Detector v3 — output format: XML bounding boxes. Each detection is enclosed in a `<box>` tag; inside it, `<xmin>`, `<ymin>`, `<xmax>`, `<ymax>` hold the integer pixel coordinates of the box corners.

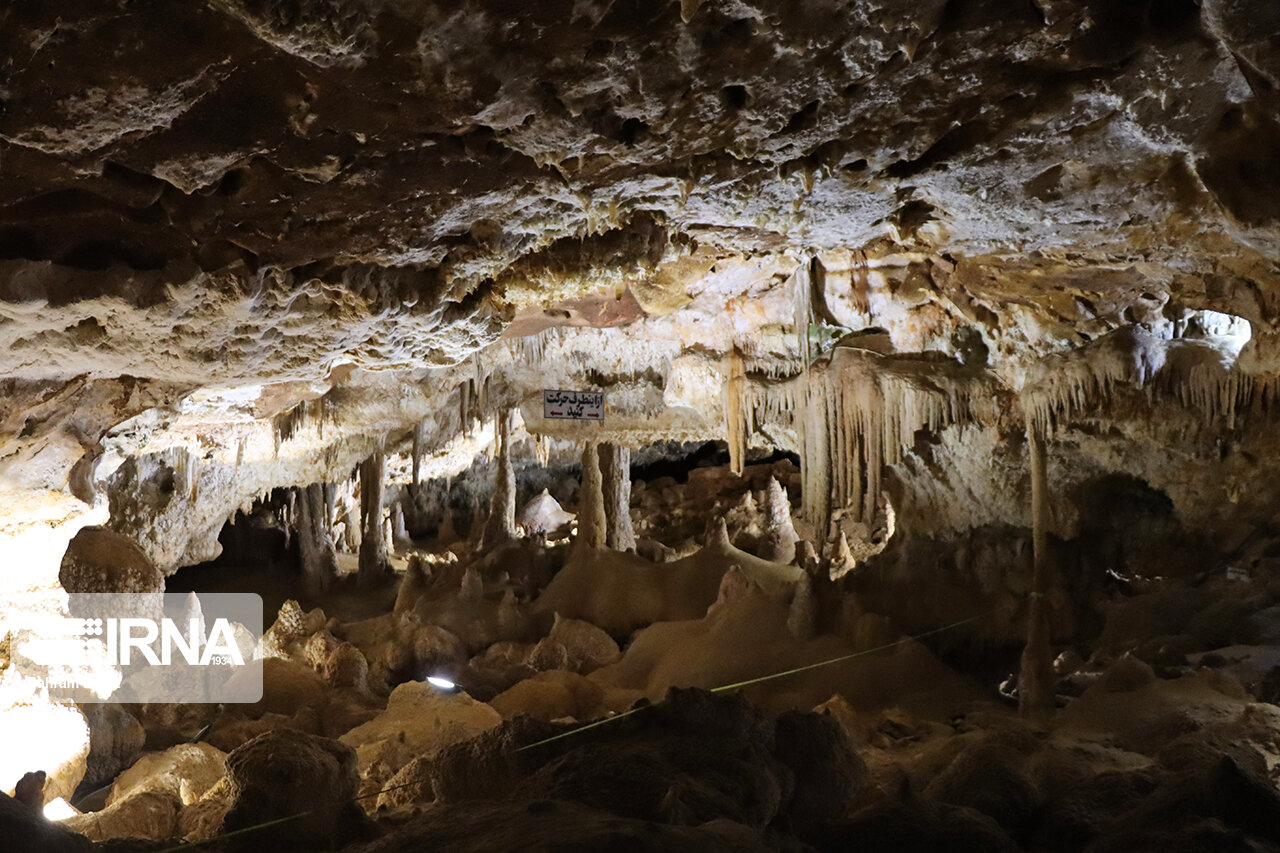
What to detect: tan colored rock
<box><xmin>81</xmin><ymin>703</ymin><xmax>145</xmax><ymax>788</ymax></box>
<box><xmin>222</xmin><ymin>729</ymin><xmax>365</xmax><ymax>849</ymax></box>
<box><xmin>532</xmin><ymin>615</ymin><xmax>620</xmax><ymax>674</ymax></box>
<box><xmin>177</xmin><ymin>786</ymin><xmax>233</xmax><ymax>843</ymax></box>
<box><xmin>374</xmin><ymin>756</ymin><xmax>434</xmax><ymax>812</ymax></box>
<box><xmin>62</xmin><ymin>790</ymin><xmax>181</xmax><ymax>842</ymax></box>
<box><xmin>339</xmin><ymin>680</ymin><xmax>501</xmax><ymax>778</ymax></box>
<box><xmin>106</xmin><ymin>742</ymin><xmax>227</xmax><ymax>808</ymax></box>
<box><xmin>322</xmin><ymin>642</ymin><xmax>370</xmax><ymax>691</ymax></box>
<box><xmin>58</xmin><ymin>527</ymin><xmax>162</xmax><ymax>594</ymax></box>
<box><xmin>489</xmin><ymin>670</ymin><xmax>605</xmax><ymax>721</ymax></box>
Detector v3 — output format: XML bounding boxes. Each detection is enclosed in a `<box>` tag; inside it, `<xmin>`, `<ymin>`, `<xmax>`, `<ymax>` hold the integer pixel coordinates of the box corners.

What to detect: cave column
<box><xmin>482</xmin><ymin>409</ymin><xmax>517</xmax><ymax>546</ymax></box>
<box><xmin>295</xmin><ymin>482</ymin><xmax>338</xmax><ymax>595</ymax></box>
<box><xmin>599</xmin><ymin>442</ymin><xmax>635</xmax><ymax>552</ymax></box>
<box><xmin>411</xmin><ymin>419</ymin><xmax>426</xmax><ymax>490</ymax></box>
<box><xmin>358</xmin><ymin>451</ymin><xmax>390</xmax><ymax>586</ymax></box>
<box><xmin>1019</xmin><ymin>428</ymin><xmax>1055</xmax><ymax>717</ymax></box>
<box><xmin>576</xmin><ymin>442</ymin><xmax>606</xmax><ymax>551</ymax></box>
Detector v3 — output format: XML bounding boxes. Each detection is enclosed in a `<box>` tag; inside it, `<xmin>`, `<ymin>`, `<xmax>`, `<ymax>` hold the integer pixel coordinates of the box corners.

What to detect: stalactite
<box><xmin>748</xmin><ymin>346</ymin><xmax>997</xmax><ymax>538</ymax></box>
<box><xmin>1019</xmin><ymin>424</ymin><xmax>1055</xmax><ymax>718</ymax></box>
<box><xmin>849</xmin><ymin>248</ymin><xmax>872</xmax><ymax>315</ymax></box>
<box><xmin>599</xmin><ymin>442</ymin><xmax>636</xmax><ymax>552</ymax></box>
<box><xmin>793</xmin><ymin>260</ymin><xmax>813</xmax><ymax>367</ymax></box>
<box><xmin>412</xmin><ymin>419</ymin><xmax>426</xmax><ymax>488</ymax></box>
<box><xmin>724</xmin><ymin>349</ymin><xmax>749</xmax><ymax>476</ymax></box>
<box><xmin>1020</xmin><ymin>325</ymin><xmax>1280</xmax><ymax>437</ymax></box>
<box><xmin>273</xmin><ymin>395</ymin><xmax>334</xmax><ymax>445</ymax></box>
<box><xmin>437</xmin><ymin>505</ymin><xmax>458</xmax><ymax>545</ymax></box>
<box><xmin>506</xmin><ymin>327</ymin><xmax>556</xmax><ymax>364</ymax></box>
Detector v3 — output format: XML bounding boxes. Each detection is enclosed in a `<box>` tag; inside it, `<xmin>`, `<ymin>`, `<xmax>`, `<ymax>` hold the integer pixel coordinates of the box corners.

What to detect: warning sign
<box><xmin>543</xmin><ymin>390</ymin><xmax>605</xmax><ymax>421</ymax></box>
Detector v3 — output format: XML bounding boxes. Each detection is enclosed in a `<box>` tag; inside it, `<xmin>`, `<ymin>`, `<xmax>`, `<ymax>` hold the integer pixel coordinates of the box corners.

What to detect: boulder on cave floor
<box><xmin>219</xmin><ymin>728</ymin><xmax>369</xmax><ymax>851</ymax></box>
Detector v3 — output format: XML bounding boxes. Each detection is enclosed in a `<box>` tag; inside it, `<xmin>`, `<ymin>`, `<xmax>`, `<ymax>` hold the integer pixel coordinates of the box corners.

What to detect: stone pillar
<box><xmin>599</xmin><ymin>442</ymin><xmax>635</xmax><ymax>552</ymax></box>
<box><xmin>1019</xmin><ymin>429</ymin><xmax>1055</xmax><ymax>717</ymax></box>
<box><xmin>358</xmin><ymin>452</ymin><xmax>389</xmax><ymax>586</ymax></box>
<box><xmin>411</xmin><ymin>419</ymin><xmax>426</xmax><ymax>489</ymax></box>
<box><xmin>482</xmin><ymin>409</ymin><xmax>517</xmax><ymax>547</ymax></box>
<box><xmin>576</xmin><ymin>443</ymin><xmax>606</xmax><ymax>551</ymax></box>
<box><xmin>296</xmin><ymin>482</ymin><xmax>338</xmax><ymax>595</ymax></box>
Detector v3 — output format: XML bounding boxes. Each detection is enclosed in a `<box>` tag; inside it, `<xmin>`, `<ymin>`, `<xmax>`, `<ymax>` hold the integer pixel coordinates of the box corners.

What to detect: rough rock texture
<box><xmin>1</xmin><ymin>0</ymin><xmax>1280</xmax><ymax>633</ymax></box>
<box><xmin>81</xmin><ymin>704</ymin><xmax>146</xmax><ymax>789</ymax></box>
<box><xmin>6</xmin><ymin>7</ymin><xmax>1280</xmax><ymax>847</ymax></box>
<box><xmin>221</xmin><ymin>729</ymin><xmax>368</xmax><ymax>851</ymax></box>
<box><xmin>106</xmin><ymin>743</ymin><xmax>227</xmax><ymax>808</ymax></box>
<box><xmin>61</xmin><ymin>789</ymin><xmax>181</xmax><ymax>842</ymax></box>
<box><xmin>337</xmin><ymin>679</ymin><xmax>502</xmax><ymax>779</ymax></box>
<box><xmin>57</xmin><ymin>527</ymin><xmax>162</xmax><ymax>594</ymax></box>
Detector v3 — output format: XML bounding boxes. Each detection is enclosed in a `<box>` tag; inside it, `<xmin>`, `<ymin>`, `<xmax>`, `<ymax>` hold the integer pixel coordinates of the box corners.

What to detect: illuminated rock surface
<box><xmin>5</xmin><ymin>1</ymin><xmax>1280</xmax><ymax>851</ymax></box>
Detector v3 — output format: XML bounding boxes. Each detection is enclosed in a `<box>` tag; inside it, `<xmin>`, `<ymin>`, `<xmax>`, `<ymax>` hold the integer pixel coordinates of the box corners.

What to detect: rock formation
<box><xmin>6</xmin><ymin>2</ymin><xmax>1280</xmax><ymax>851</ymax></box>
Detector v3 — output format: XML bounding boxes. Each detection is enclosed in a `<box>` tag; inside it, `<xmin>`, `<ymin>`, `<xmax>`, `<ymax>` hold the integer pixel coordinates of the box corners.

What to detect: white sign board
<box><xmin>543</xmin><ymin>390</ymin><xmax>604</xmax><ymax>421</ymax></box>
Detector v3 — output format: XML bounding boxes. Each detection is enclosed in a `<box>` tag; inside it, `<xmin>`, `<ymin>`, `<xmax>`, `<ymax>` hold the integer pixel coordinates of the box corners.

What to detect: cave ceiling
<box><xmin>2</xmin><ymin>0</ymin><xmax>1280</xmax><ymax>569</ymax></box>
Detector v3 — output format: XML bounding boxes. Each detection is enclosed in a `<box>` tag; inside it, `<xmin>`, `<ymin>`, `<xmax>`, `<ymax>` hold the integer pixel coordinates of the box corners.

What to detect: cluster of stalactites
<box><xmin>457</xmin><ymin>354</ymin><xmax>489</xmax><ymax>438</ymax></box>
<box><xmin>162</xmin><ymin>446</ymin><xmax>200</xmax><ymax>503</ymax></box>
<box><xmin>1020</xmin><ymin>326</ymin><xmax>1279</xmax><ymax>437</ymax></box>
<box><xmin>504</xmin><ymin>327</ymin><xmax>561</xmax><ymax>366</ymax></box>
<box><xmin>272</xmin><ymin>393</ymin><xmax>336</xmax><ymax>450</ymax></box>
<box><xmin>730</xmin><ymin>346</ymin><xmax>998</xmax><ymax>532</ymax></box>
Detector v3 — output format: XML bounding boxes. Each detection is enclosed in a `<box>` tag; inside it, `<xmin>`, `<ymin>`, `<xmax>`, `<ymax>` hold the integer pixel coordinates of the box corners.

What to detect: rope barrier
<box><xmin>149</xmin><ymin>598</ymin><xmax>1019</xmax><ymax>851</ymax></box>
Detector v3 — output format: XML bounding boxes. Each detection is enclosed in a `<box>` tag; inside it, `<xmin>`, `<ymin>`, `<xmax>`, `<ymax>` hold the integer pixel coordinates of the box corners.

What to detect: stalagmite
<box><xmin>358</xmin><ymin>452</ymin><xmax>390</xmax><ymax>586</ymax></box>
<box><xmin>599</xmin><ymin>442</ymin><xmax>635</xmax><ymax>552</ymax></box>
<box><xmin>437</xmin><ymin>506</ymin><xmax>458</xmax><ymax>545</ymax></box>
<box><xmin>1019</xmin><ymin>427</ymin><xmax>1055</xmax><ymax>717</ymax></box>
<box><xmin>827</xmin><ymin>531</ymin><xmax>857</xmax><ymax>581</ymax></box>
<box><xmin>786</xmin><ymin>572</ymin><xmax>815</xmax><ymax>640</ymax></box>
<box><xmin>575</xmin><ymin>443</ymin><xmax>606</xmax><ymax>551</ymax></box>
<box><xmin>760</xmin><ymin>476</ymin><xmax>800</xmax><ymax>562</ymax></box>
<box><xmin>391</xmin><ymin>502</ymin><xmax>411</xmax><ymax>552</ymax></box>
<box><xmin>482</xmin><ymin>409</ymin><xmax>517</xmax><ymax>547</ymax></box>
<box><xmin>296</xmin><ymin>482</ymin><xmax>338</xmax><ymax>595</ymax></box>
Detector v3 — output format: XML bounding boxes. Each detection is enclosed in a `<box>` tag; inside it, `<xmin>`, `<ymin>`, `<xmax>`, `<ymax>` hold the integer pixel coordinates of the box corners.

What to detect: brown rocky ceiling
<box><xmin>3</xmin><ymin>0</ymin><xmax>1280</xmax><ymax>576</ymax></box>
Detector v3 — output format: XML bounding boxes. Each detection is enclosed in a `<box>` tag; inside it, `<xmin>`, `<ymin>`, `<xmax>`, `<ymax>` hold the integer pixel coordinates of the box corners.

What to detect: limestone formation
<box><xmin>295</xmin><ymin>482</ymin><xmax>338</xmax><ymax>595</ymax></box>
<box><xmin>58</xmin><ymin>527</ymin><xmax>162</xmax><ymax>594</ymax></box>
<box><xmin>574</xmin><ymin>443</ymin><xmax>607</xmax><ymax>552</ymax></box>
<box><xmin>481</xmin><ymin>410</ymin><xmax>517</xmax><ymax>547</ymax></box>
<box><xmin>599</xmin><ymin>442</ymin><xmax>636</xmax><ymax>552</ymax></box>
<box><xmin>221</xmin><ymin>729</ymin><xmax>367</xmax><ymax>850</ymax></box>
<box><xmin>358</xmin><ymin>452</ymin><xmax>390</xmax><ymax>587</ymax></box>
<box><xmin>6</xmin><ymin>4</ymin><xmax>1280</xmax><ymax>851</ymax></box>
<box><xmin>516</xmin><ymin>490</ymin><xmax>574</xmax><ymax>539</ymax></box>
